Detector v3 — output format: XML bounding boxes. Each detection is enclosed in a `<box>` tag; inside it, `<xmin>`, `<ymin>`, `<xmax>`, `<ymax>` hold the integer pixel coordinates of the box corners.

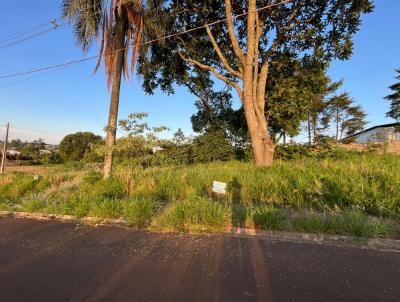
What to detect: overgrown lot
<box><xmin>1</xmin><ymin>153</ymin><xmax>399</xmax><ymax>238</ymax></box>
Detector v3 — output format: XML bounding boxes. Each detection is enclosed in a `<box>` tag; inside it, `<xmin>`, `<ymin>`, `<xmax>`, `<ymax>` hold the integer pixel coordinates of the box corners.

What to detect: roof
<box><xmin>345</xmin><ymin>122</ymin><xmax>400</xmax><ymax>138</ymax></box>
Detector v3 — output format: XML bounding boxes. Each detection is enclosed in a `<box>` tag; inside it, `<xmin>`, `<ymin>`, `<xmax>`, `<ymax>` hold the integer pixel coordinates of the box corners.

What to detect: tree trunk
<box><xmin>312</xmin><ymin>115</ymin><xmax>318</xmax><ymax>145</ymax></box>
<box><xmin>242</xmin><ymin>98</ymin><xmax>275</xmax><ymax>166</ymax></box>
<box><xmin>103</xmin><ymin>17</ymin><xmax>127</xmax><ymax>179</ymax></box>
<box><xmin>307</xmin><ymin>114</ymin><xmax>312</xmax><ymax>145</ymax></box>
<box><xmin>335</xmin><ymin>107</ymin><xmax>339</xmax><ymax>142</ymax></box>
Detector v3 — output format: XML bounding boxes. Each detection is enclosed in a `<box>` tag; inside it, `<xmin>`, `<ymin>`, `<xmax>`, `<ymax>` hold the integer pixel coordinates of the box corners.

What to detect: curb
<box><xmin>225</xmin><ymin>227</ymin><xmax>400</xmax><ymax>252</ymax></box>
<box><xmin>1</xmin><ymin>211</ymin><xmax>399</xmax><ymax>252</ymax></box>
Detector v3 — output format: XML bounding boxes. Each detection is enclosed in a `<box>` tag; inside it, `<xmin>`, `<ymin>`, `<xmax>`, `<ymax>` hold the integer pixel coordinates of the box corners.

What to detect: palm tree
<box><xmin>62</xmin><ymin>0</ymin><xmax>163</xmax><ymax>178</ymax></box>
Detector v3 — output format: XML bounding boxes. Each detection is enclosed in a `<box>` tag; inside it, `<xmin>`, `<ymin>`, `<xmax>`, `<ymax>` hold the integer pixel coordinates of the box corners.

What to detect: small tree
<box><xmin>191</xmin><ymin>129</ymin><xmax>235</xmax><ymax>163</ymax></box>
<box><xmin>112</xmin><ymin>112</ymin><xmax>168</xmax><ymax>159</ymax></box>
<box><xmin>384</xmin><ymin>69</ymin><xmax>400</xmax><ymax>122</ymax></box>
<box><xmin>59</xmin><ymin>132</ymin><xmax>103</xmax><ymax>161</ymax></box>
<box><xmin>172</xmin><ymin>128</ymin><xmax>188</xmax><ymax>146</ymax></box>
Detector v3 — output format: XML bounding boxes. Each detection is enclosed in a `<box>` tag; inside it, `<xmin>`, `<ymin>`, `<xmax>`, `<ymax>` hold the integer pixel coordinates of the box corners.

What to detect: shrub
<box><xmin>123</xmin><ymin>199</ymin><xmax>159</xmax><ymax>228</ymax></box>
<box><xmin>90</xmin><ymin>199</ymin><xmax>123</xmax><ymax>219</ymax></box>
<box><xmin>153</xmin><ymin>197</ymin><xmax>228</xmax><ymax>233</ymax></box>
<box><xmin>90</xmin><ymin>178</ymin><xmax>125</xmax><ymax>200</ymax></box>
<box><xmin>191</xmin><ymin>130</ymin><xmax>236</xmax><ymax>163</ymax></box>
<box><xmin>251</xmin><ymin>206</ymin><xmax>286</xmax><ymax>230</ymax></box>
<box><xmin>20</xmin><ymin>199</ymin><xmax>48</xmax><ymax>213</ymax></box>
<box><xmin>0</xmin><ymin>175</ymin><xmax>49</xmax><ymax>200</ymax></box>
<box><xmin>341</xmin><ymin>210</ymin><xmax>375</xmax><ymax>237</ymax></box>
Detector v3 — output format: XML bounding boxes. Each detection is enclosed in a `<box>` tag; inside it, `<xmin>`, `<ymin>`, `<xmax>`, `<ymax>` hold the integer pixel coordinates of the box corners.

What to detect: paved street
<box><xmin>0</xmin><ymin>217</ymin><xmax>399</xmax><ymax>302</ymax></box>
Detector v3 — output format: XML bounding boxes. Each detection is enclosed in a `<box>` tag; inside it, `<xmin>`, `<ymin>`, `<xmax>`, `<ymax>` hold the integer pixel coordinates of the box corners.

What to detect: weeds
<box><xmin>123</xmin><ymin>199</ymin><xmax>159</xmax><ymax>228</ymax></box>
<box><xmin>1</xmin><ymin>154</ymin><xmax>399</xmax><ymax>237</ymax></box>
<box><xmin>152</xmin><ymin>197</ymin><xmax>228</xmax><ymax>233</ymax></box>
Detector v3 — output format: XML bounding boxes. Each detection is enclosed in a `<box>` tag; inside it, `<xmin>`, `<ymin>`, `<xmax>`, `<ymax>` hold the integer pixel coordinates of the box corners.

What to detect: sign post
<box><xmin>212</xmin><ymin>181</ymin><xmax>227</xmax><ymax>194</ymax></box>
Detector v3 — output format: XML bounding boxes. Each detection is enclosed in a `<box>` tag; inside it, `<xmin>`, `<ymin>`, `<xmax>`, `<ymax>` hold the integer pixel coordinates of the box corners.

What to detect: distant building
<box><xmin>347</xmin><ymin>123</ymin><xmax>400</xmax><ymax>144</ymax></box>
<box><xmin>39</xmin><ymin>149</ymin><xmax>52</xmax><ymax>155</ymax></box>
<box><xmin>7</xmin><ymin>150</ymin><xmax>21</xmax><ymax>156</ymax></box>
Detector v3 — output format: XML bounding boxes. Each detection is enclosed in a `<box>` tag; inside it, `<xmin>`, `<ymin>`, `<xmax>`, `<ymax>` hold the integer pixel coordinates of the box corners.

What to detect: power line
<box><xmin>0</xmin><ymin>22</ymin><xmax>50</xmax><ymax>42</ymax></box>
<box><xmin>0</xmin><ymin>0</ymin><xmax>222</xmax><ymax>52</ymax></box>
<box><xmin>0</xmin><ymin>0</ymin><xmax>292</xmax><ymax>82</ymax></box>
<box><xmin>0</xmin><ymin>63</ymin><xmax>80</xmax><ymax>89</ymax></box>
<box><xmin>0</xmin><ymin>26</ymin><xmax>62</xmax><ymax>50</ymax></box>
<box><xmin>0</xmin><ymin>1</ymin><xmax>103</xmax><ymax>48</ymax></box>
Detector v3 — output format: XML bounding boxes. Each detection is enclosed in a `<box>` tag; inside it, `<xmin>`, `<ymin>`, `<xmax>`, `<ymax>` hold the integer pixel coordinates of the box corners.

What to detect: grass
<box><xmin>123</xmin><ymin>199</ymin><xmax>160</xmax><ymax>228</ymax></box>
<box><xmin>152</xmin><ymin>197</ymin><xmax>229</xmax><ymax>233</ymax></box>
<box><xmin>0</xmin><ymin>153</ymin><xmax>399</xmax><ymax>238</ymax></box>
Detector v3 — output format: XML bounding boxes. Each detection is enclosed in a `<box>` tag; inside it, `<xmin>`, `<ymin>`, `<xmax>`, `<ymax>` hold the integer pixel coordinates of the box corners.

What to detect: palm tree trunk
<box><xmin>103</xmin><ymin>16</ymin><xmax>127</xmax><ymax>179</ymax></box>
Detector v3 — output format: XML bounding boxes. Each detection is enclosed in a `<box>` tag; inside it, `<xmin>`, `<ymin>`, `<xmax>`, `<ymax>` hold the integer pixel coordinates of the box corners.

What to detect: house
<box><xmin>347</xmin><ymin>123</ymin><xmax>400</xmax><ymax>144</ymax></box>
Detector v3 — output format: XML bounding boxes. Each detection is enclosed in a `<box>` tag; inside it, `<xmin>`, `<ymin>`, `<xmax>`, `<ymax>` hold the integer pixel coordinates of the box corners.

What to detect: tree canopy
<box><xmin>139</xmin><ymin>0</ymin><xmax>373</xmax><ymax>165</ymax></box>
<box><xmin>59</xmin><ymin>132</ymin><xmax>103</xmax><ymax>161</ymax></box>
<box><xmin>385</xmin><ymin>69</ymin><xmax>400</xmax><ymax>122</ymax></box>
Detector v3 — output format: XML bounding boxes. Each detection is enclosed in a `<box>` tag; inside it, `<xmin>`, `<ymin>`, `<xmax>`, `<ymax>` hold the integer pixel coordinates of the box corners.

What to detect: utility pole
<box><xmin>0</xmin><ymin>123</ymin><xmax>10</xmax><ymax>174</ymax></box>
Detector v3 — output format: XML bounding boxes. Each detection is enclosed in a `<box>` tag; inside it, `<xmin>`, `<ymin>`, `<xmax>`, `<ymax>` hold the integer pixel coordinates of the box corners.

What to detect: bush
<box><xmin>274</xmin><ymin>143</ymin><xmax>350</xmax><ymax>161</ymax></box>
<box><xmin>41</xmin><ymin>152</ymin><xmax>64</xmax><ymax>165</ymax></box>
<box><xmin>0</xmin><ymin>175</ymin><xmax>49</xmax><ymax>200</ymax></box>
<box><xmin>153</xmin><ymin>197</ymin><xmax>228</xmax><ymax>233</ymax></box>
<box><xmin>191</xmin><ymin>130</ymin><xmax>236</xmax><ymax>163</ymax></box>
<box><xmin>89</xmin><ymin>178</ymin><xmax>126</xmax><ymax>200</ymax></box>
<box><xmin>90</xmin><ymin>199</ymin><xmax>123</xmax><ymax>219</ymax></box>
<box><xmin>251</xmin><ymin>206</ymin><xmax>286</xmax><ymax>230</ymax></box>
<box><xmin>123</xmin><ymin>199</ymin><xmax>159</xmax><ymax>228</ymax></box>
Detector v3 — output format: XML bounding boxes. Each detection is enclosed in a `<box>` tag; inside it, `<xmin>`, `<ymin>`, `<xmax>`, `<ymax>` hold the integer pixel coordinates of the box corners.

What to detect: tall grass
<box><xmin>114</xmin><ymin>154</ymin><xmax>400</xmax><ymax>218</ymax></box>
<box><xmin>1</xmin><ymin>153</ymin><xmax>399</xmax><ymax>237</ymax></box>
<box><xmin>152</xmin><ymin>197</ymin><xmax>229</xmax><ymax>233</ymax></box>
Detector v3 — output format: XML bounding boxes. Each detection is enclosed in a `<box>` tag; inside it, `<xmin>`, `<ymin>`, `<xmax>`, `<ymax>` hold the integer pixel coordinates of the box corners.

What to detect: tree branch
<box><xmin>224</xmin><ymin>0</ymin><xmax>246</xmax><ymax>64</ymax></box>
<box><xmin>252</xmin><ymin>12</ymin><xmax>263</xmax><ymax>103</ymax></box>
<box><xmin>205</xmin><ymin>25</ymin><xmax>242</xmax><ymax>79</ymax></box>
<box><xmin>178</xmin><ymin>52</ymin><xmax>243</xmax><ymax>101</ymax></box>
<box><xmin>267</xmin><ymin>6</ymin><xmax>298</xmax><ymax>55</ymax></box>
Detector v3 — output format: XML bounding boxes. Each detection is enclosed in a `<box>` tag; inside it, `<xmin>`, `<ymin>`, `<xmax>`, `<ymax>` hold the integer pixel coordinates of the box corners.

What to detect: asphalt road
<box><xmin>0</xmin><ymin>218</ymin><xmax>399</xmax><ymax>302</ymax></box>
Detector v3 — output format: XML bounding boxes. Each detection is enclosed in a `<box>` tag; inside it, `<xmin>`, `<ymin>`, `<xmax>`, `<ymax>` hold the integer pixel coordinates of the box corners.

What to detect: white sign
<box><xmin>212</xmin><ymin>181</ymin><xmax>227</xmax><ymax>194</ymax></box>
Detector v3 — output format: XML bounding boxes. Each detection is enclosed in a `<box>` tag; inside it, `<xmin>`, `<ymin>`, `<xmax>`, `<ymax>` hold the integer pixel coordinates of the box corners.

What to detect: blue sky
<box><xmin>0</xmin><ymin>0</ymin><xmax>399</xmax><ymax>144</ymax></box>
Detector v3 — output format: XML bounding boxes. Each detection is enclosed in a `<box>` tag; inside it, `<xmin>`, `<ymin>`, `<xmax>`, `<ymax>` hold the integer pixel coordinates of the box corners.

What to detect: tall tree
<box><xmin>62</xmin><ymin>0</ymin><xmax>163</xmax><ymax>178</ymax></box>
<box><xmin>325</xmin><ymin>92</ymin><xmax>367</xmax><ymax>141</ymax></box>
<box><xmin>384</xmin><ymin>69</ymin><xmax>400</xmax><ymax>122</ymax></box>
<box><xmin>342</xmin><ymin>105</ymin><xmax>367</xmax><ymax>137</ymax></box>
<box><xmin>141</xmin><ymin>0</ymin><xmax>373</xmax><ymax>166</ymax></box>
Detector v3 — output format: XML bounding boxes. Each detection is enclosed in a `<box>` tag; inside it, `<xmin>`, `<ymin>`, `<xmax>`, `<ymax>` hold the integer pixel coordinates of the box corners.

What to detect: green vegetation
<box><xmin>1</xmin><ymin>153</ymin><xmax>399</xmax><ymax>238</ymax></box>
<box><xmin>59</xmin><ymin>132</ymin><xmax>103</xmax><ymax>162</ymax></box>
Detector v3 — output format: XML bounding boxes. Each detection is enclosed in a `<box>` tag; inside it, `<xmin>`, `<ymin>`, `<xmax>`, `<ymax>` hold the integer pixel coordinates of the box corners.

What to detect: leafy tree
<box><xmin>141</xmin><ymin>0</ymin><xmax>373</xmax><ymax>166</ymax></box>
<box><xmin>384</xmin><ymin>69</ymin><xmax>400</xmax><ymax>121</ymax></box>
<box><xmin>191</xmin><ymin>129</ymin><xmax>235</xmax><ymax>163</ymax></box>
<box><xmin>9</xmin><ymin>139</ymin><xmax>23</xmax><ymax>149</ymax></box>
<box><xmin>99</xmin><ymin>112</ymin><xmax>169</xmax><ymax>160</ymax></box>
<box><xmin>325</xmin><ymin>93</ymin><xmax>367</xmax><ymax>141</ymax></box>
<box><xmin>62</xmin><ymin>0</ymin><xmax>165</xmax><ymax>178</ymax></box>
<box><xmin>341</xmin><ymin>105</ymin><xmax>367</xmax><ymax>137</ymax></box>
<box><xmin>172</xmin><ymin>128</ymin><xmax>188</xmax><ymax>146</ymax></box>
<box><xmin>59</xmin><ymin>132</ymin><xmax>103</xmax><ymax>161</ymax></box>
